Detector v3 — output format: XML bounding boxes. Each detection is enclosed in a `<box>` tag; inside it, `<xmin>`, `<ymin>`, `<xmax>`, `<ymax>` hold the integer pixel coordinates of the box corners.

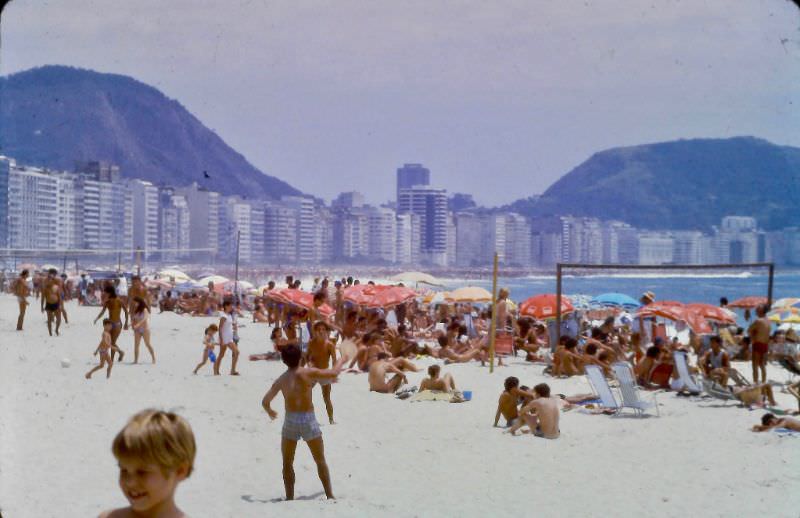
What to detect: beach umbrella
<box><xmin>446</xmin><ymin>286</ymin><xmax>493</xmax><ymax>303</ymax></box>
<box><xmin>423</xmin><ymin>291</ymin><xmax>447</xmax><ymax>305</ymax></box>
<box><xmin>773</xmin><ymin>298</ymin><xmax>800</xmax><ymax>310</ymax></box>
<box><xmin>173</xmin><ymin>280</ymin><xmax>208</xmax><ymax>294</ymax></box>
<box><xmin>41</xmin><ymin>263</ymin><xmax>59</xmax><ymax>272</ymax></box>
<box><xmin>519</xmin><ymin>294</ymin><xmax>575</xmax><ymax>320</ymax></box>
<box><xmin>591</xmin><ymin>293</ymin><xmax>641</xmax><ymax>309</ymax></box>
<box><xmin>767</xmin><ymin>307</ymin><xmax>800</xmax><ymax>323</ymax></box>
<box><xmin>728</xmin><ymin>296</ymin><xmax>768</xmax><ymax>309</ymax></box>
<box><xmin>637</xmin><ymin>302</ymin><xmax>713</xmax><ymax>335</ymax></box>
<box><xmin>388</xmin><ymin>271</ymin><xmax>444</xmax><ymax>287</ymax></box>
<box><xmin>145</xmin><ymin>278</ymin><xmax>173</xmax><ymax>290</ymax></box>
<box><xmin>159</xmin><ymin>269</ymin><xmax>191</xmax><ymax>282</ymax></box>
<box><xmin>685</xmin><ymin>303</ymin><xmax>736</xmax><ymax>324</ymax></box>
<box><xmin>343</xmin><ymin>284</ymin><xmax>416</xmax><ymax>308</ymax></box>
<box><xmin>267</xmin><ymin>288</ymin><xmax>334</xmax><ymax>317</ymax></box>
<box><xmin>198</xmin><ymin>275</ymin><xmax>229</xmax><ymax>286</ymax></box>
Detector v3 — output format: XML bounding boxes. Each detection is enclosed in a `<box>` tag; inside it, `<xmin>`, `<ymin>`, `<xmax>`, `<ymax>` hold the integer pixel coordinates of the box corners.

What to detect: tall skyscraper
<box><xmin>396</xmin><ymin>164</ymin><xmax>430</xmax><ymax>203</ymax></box>
<box><xmin>175</xmin><ymin>183</ymin><xmax>220</xmax><ymax>261</ymax></box>
<box><xmin>129</xmin><ymin>179</ymin><xmax>160</xmax><ymax>258</ymax></box>
<box><xmin>397</xmin><ymin>186</ymin><xmax>447</xmax><ymax>266</ymax></box>
<box><xmin>159</xmin><ymin>188</ymin><xmax>191</xmax><ymax>262</ymax></box>
<box><xmin>0</xmin><ymin>157</ymin><xmax>10</xmax><ymax>248</ymax></box>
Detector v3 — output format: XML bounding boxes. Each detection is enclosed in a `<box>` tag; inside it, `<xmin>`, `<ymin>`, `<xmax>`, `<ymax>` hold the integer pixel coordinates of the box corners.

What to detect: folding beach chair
<box><xmin>672</xmin><ymin>351</ymin><xmax>703</xmax><ymax>395</ymax></box>
<box><xmin>584</xmin><ymin>365</ymin><xmax>621</xmax><ymax>413</ymax></box>
<box><xmin>701</xmin><ymin>378</ymin><xmax>737</xmax><ymax>406</ymax></box>
<box><xmin>611</xmin><ymin>362</ymin><xmax>658</xmax><ymax>417</ymax></box>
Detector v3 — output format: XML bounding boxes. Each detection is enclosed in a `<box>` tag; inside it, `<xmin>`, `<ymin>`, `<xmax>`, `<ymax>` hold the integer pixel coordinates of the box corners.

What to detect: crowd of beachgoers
<box><xmin>3</xmin><ymin>266</ymin><xmax>800</xmax><ymax>516</ymax></box>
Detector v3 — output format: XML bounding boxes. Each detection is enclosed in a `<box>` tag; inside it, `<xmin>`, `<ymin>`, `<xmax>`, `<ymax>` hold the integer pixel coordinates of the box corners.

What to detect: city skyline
<box><xmin>2</xmin><ymin>1</ymin><xmax>797</xmax><ymax>205</ymax></box>
<box><xmin>2</xmin><ymin>154</ymin><xmax>798</xmax><ymax>269</ymax></box>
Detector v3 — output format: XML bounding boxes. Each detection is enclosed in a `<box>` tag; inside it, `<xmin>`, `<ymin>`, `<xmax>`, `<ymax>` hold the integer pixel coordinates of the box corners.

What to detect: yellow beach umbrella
<box><xmin>446</xmin><ymin>286</ymin><xmax>493</xmax><ymax>303</ymax></box>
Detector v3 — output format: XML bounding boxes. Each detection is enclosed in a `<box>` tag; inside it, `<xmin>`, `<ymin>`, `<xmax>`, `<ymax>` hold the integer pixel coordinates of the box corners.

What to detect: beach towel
<box><xmin>408</xmin><ymin>390</ymin><xmax>454</xmax><ymax>402</ymax></box>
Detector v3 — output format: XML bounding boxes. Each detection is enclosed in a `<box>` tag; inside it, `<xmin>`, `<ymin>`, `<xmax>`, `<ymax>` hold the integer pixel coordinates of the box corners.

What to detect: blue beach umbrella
<box><xmin>591</xmin><ymin>292</ymin><xmax>641</xmax><ymax>309</ymax></box>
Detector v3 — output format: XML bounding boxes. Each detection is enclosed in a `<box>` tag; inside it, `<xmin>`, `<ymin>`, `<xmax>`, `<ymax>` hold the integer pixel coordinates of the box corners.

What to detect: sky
<box><xmin>1</xmin><ymin>0</ymin><xmax>798</xmax><ymax>206</ymax></box>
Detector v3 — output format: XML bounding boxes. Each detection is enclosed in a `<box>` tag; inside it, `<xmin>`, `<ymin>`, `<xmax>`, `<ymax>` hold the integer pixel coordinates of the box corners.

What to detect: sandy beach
<box><xmin>1</xmin><ymin>294</ymin><xmax>798</xmax><ymax>518</ymax></box>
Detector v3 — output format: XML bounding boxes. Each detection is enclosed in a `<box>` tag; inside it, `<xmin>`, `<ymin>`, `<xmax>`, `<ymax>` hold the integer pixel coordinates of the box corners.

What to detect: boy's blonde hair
<box><xmin>112</xmin><ymin>409</ymin><xmax>196</xmax><ymax>476</ymax></box>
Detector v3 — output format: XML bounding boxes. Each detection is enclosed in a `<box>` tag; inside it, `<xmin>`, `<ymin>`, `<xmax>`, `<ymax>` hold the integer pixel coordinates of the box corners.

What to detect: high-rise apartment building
<box><xmin>129</xmin><ymin>180</ymin><xmax>160</xmax><ymax>258</ymax></box>
<box><xmin>0</xmin><ymin>157</ymin><xmax>10</xmax><ymax>248</ymax></box>
<box><xmin>75</xmin><ymin>173</ymin><xmax>134</xmax><ymax>251</ymax></box>
<box><xmin>218</xmin><ymin>196</ymin><xmax>253</xmax><ymax>263</ymax></box>
<box><xmin>264</xmin><ymin>200</ymin><xmax>298</xmax><ymax>263</ymax></box>
<box><xmin>7</xmin><ymin>163</ymin><xmax>61</xmax><ymax>250</ymax></box>
<box><xmin>368</xmin><ymin>206</ymin><xmax>397</xmax><ymax>263</ymax></box>
<box><xmin>397</xmin><ymin>186</ymin><xmax>448</xmax><ymax>266</ymax></box>
<box><xmin>159</xmin><ymin>188</ymin><xmax>190</xmax><ymax>262</ymax></box>
<box><xmin>175</xmin><ymin>183</ymin><xmax>219</xmax><ymax>261</ymax></box>
<box><xmin>282</xmin><ymin>196</ymin><xmax>318</xmax><ymax>264</ymax></box>
<box><xmin>395</xmin><ymin>213</ymin><xmax>420</xmax><ymax>265</ymax></box>
<box><xmin>396</xmin><ymin>164</ymin><xmax>430</xmax><ymax>202</ymax></box>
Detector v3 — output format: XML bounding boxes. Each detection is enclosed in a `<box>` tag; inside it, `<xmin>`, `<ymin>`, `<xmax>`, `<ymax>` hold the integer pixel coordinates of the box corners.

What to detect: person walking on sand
<box><xmin>13</xmin><ymin>269</ymin><xmax>31</xmax><ymax>331</ymax></box>
<box><xmin>86</xmin><ymin>319</ymin><xmax>115</xmax><ymax>379</ymax></box>
<box><xmin>262</xmin><ymin>345</ymin><xmax>344</xmax><ymax>500</ymax></box>
<box><xmin>214</xmin><ymin>299</ymin><xmax>240</xmax><ymax>376</ymax></box>
<box><xmin>41</xmin><ymin>268</ymin><xmax>63</xmax><ymax>336</ymax></box>
<box><xmin>94</xmin><ymin>285</ymin><xmax>128</xmax><ymax>362</ymax></box>
<box><xmin>131</xmin><ymin>297</ymin><xmax>155</xmax><ymax>364</ymax></box>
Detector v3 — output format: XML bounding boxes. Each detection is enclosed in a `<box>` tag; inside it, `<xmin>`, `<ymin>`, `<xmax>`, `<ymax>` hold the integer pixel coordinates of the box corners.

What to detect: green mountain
<box><xmin>508</xmin><ymin>137</ymin><xmax>800</xmax><ymax>230</ymax></box>
<box><xmin>0</xmin><ymin>65</ymin><xmax>301</xmax><ymax>199</ymax></box>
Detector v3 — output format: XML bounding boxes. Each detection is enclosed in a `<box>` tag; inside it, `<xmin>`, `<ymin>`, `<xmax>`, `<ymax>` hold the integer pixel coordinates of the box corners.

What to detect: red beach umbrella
<box><xmin>685</xmin><ymin>303</ymin><xmax>736</xmax><ymax>324</ymax></box>
<box><xmin>266</xmin><ymin>288</ymin><xmax>335</xmax><ymax>317</ymax></box>
<box><xmin>519</xmin><ymin>294</ymin><xmax>574</xmax><ymax>320</ymax></box>
<box><xmin>727</xmin><ymin>296</ymin><xmax>768</xmax><ymax>309</ymax></box>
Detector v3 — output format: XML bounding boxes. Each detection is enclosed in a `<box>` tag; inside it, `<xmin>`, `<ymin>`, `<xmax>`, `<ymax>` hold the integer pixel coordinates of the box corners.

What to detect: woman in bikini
<box><xmin>131</xmin><ymin>297</ymin><xmax>155</xmax><ymax>364</ymax></box>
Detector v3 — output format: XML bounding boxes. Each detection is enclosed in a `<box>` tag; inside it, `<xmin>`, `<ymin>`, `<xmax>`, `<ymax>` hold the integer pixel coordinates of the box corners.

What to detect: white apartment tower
<box><xmin>130</xmin><ymin>179</ymin><xmax>160</xmax><ymax>257</ymax></box>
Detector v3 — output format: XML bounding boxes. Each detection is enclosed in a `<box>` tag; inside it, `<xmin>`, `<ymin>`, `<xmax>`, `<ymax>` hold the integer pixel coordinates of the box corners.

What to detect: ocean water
<box><xmin>441</xmin><ymin>272</ymin><xmax>800</xmax><ymax>307</ymax></box>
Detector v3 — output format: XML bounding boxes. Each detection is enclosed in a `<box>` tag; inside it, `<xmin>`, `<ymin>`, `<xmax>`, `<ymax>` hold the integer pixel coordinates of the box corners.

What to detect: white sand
<box><xmin>1</xmin><ymin>295</ymin><xmax>799</xmax><ymax>517</ymax></box>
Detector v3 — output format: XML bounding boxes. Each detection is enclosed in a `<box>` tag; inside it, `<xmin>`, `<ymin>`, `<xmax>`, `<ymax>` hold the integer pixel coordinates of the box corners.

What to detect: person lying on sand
<box><xmin>751</xmin><ymin>413</ymin><xmax>800</xmax><ymax>432</ymax></box>
<box><xmin>507</xmin><ymin>383</ymin><xmax>560</xmax><ymax>439</ymax></box>
<box><xmin>437</xmin><ymin>335</ymin><xmax>486</xmax><ymax>364</ymax></box>
<box><xmin>419</xmin><ymin>364</ymin><xmax>456</xmax><ymax>392</ymax></box>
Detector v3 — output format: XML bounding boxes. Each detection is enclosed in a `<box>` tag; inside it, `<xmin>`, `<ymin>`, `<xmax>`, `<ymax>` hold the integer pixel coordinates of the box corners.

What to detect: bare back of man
<box><xmin>368</xmin><ymin>358</ymin><xmax>406</xmax><ymax>393</ymax></box>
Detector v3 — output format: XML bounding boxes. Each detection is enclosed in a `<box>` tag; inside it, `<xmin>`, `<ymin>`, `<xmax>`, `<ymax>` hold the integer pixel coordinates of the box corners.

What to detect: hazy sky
<box><xmin>2</xmin><ymin>1</ymin><xmax>798</xmax><ymax>205</ymax></box>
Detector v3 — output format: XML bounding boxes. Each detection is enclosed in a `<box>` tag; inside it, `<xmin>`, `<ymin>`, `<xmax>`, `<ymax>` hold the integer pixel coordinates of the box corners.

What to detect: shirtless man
<box><xmin>748</xmin><ymin>304</ymin><xmax>771</xmax><ymax>386</ymax></box>
<box><xmin>701</xmin><ymin>336</ymin><xmax>730</xmax><ymax>387</ymax></box>
<box><xmin>437</xmin><ymin>335</ymin><xmax>485</xmax><ymax>364</ymax></box>
<box><xmin>751</xmin><ymin>413</ymin><xmax>800</xmax><ymax>433</ymax></box>
<box><xmin>507</xmin><ymin>383</ymin><xmax>560</xmax><ymax>439</ymax></box>
<box><xmin>419</xmin><ymin>364</ymin><xmax>456</xmax><ymax>392</ymax></box>
<box><xmin>352</xmin><ymin>332</ymin><xmax>385</xmax><ymax>371</ymax></box>
<box><xmin>368</xmin><ymin>352</ymin><xmax>408</xmax><ymax>393</ymax></box>
<box><xmin>261</xmin><ymin>345</ymin><xmax>343</xmax><ymax>500</ymax></box>
<box><xmin>553</xmin><ymin>338</ymin><xmax>582</xmax><ymax>376</ymax></box>
<box><xmin>94</xmin><ymin>285</ymin><xmax>128</xmax><ymax>361</ymax></box>
<box><xmin>13</xmin><ymin>269</ymin><xmax>31</xmax><ymax>331</ymax></box>
<box><xmin>41</xmin><ymin>269</ymin><xmax>63</xmax><ymax>336</ymax></box>
<box><xmin>128</xmin><ymin>276</ymin><xmax>151</xmax><ymax>314</ymax></box>
<box><xmin>306</xmin><ymin>321</ymin><xmax>337</xmax><ymax>424</ymax></box>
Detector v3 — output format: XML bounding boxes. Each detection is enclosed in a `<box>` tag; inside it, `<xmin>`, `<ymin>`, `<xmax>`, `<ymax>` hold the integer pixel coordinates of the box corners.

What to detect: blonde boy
<box><xmin>100</xmin><ymin>409</ymin><xmax>196</xmax><ymax>518</ymax></box>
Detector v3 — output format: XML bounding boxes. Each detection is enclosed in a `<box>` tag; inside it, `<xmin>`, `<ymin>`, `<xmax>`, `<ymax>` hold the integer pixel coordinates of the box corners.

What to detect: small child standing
<box><xmin>86</xmin><ymin>319</ymin><xmax>114</xmax><ymax>379</ymax></box>
<box><xmin>99</xmin><ymin>409</ymin><xmax>196</xmax><ymax>518</ymax></box>
<box><xmin>193</xmin><ymin>324</ymin><xmax>219</xmax><ymax>374</ymax></box>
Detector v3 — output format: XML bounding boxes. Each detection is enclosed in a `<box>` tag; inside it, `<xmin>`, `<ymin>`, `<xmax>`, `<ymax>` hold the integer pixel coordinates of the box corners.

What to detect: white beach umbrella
<box><xmin>389</xmin><ymin>271</ymin><xmax>444</xmax><ymax>287</ymax></box>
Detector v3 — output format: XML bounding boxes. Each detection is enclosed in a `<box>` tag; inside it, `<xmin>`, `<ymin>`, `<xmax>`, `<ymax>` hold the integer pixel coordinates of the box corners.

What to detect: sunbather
<box><xmin>751</xmin><ymin>413</ymin><xmax>800</xmax><ymax>432</ymax></box>
<box><xmin>368</xmin><ymin>353</ymin><xmax>408</xmax><ymax>393</ymax></box>
<box><xmin>419</xmin><ymin>364</ymin><xmax>456</xmax><ymax>392</ymax></box>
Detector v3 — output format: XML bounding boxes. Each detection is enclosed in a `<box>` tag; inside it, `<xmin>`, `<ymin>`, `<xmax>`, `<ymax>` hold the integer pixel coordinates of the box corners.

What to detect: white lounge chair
<box><xmin>672</xmin><ymin>351</ymin><xmax>703</xmax><ymax>395</ymax></box>
<box><xmin>584</xmin><ymin>365</ymin><xmax>621</xmax><ymax>413</ymax></box>
<box><xmin>612</xmin><ymin>362</ymin><xmax>659</xmax><ymax>417</ymax></box>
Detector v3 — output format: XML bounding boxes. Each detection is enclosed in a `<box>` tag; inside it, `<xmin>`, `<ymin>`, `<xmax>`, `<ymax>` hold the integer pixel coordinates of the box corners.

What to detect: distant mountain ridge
<box><xmin>507</xmin><ymin>137</ymin><xmax>800</xmax><ymax>231</ymax></box>
<box><xmin>0</xmin><ymin>65</ymin><xmax>301</xmax><ymax>199</ymax></box>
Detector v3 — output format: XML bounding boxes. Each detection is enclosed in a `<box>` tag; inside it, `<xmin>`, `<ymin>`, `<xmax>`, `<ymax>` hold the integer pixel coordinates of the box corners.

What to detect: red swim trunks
<box><xmin>752</xmin><ymin>342</ymin><xmax>769</xmax><ymax>355</ymax></box>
